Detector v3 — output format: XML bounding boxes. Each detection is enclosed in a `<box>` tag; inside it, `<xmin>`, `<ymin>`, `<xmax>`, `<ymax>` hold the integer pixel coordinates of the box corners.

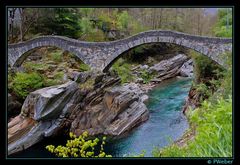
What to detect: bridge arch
<box><xmin>102</xmin><ymin>32</ymin><xmax>232</xmax><ymax>71</ymax></box>
<box><xmin>8</xmin><ymin>36</ymin><xmax>91</xmax><ymax>67</ymax></box>
<box><xmin>102</xmin><ymin>41</ymin><xmax>224</xmax><ymax>72</ymax></box>
<box><xmin>8</xmin><ymin>30</ymin><xmax>232</xmax><ymax>71</ymax></box>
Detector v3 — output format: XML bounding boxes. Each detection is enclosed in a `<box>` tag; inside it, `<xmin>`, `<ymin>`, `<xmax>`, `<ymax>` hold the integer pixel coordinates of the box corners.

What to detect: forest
<box><xmin>8</xmin><ymin>8</ymin><xmax>232</xmax><ymax>43</ymax></box>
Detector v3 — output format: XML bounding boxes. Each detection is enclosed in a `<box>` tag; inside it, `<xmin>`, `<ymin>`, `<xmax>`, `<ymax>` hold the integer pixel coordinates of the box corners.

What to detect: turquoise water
<box><xmin>104</xmin><ymin>77</ymin><xmax>192</xmax><ymax>157</ymax></box>
<box><xmin>10</xmin><ymin>77</ymin><xmax>192</xmax><ymax>158</ymax></box>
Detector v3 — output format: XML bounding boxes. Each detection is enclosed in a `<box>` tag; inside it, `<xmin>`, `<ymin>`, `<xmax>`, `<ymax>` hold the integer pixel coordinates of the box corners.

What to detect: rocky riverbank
<box><xmin>8</xmin><ymin>53</ymin><xmax>193</xmax><ymax>155</ymax></box>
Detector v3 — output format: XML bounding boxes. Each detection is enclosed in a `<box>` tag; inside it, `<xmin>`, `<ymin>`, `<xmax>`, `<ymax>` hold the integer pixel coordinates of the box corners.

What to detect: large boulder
<box><xmin>149</xmin><ymin>54</ymin><xmax>188</xmax><ymax>73</ymax></box>
<box><xmin>70</xmin><ymin>83</ymin><xmax>149</xmax><ymax>136</ymax></box>
<box><xmin>180</xmin><ymin>59</ymin><xmax>194</xmax><ymax>77</ymax></box>
<box><xmin>8</xmin><ymin>81</ymin><xmax>83</xmax><ymax>155</ymax></box>
<box><xmin>146</xmin><ymin>54</ymin><xmax>189</xmax><ymax>82</ymax></box>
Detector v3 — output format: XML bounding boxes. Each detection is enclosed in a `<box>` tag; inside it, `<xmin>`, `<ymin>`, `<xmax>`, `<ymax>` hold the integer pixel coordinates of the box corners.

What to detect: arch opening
<box><xmin>103</xmin><ymin>42</ymin><xmax>223</xmax><ymax>73</ymax></box>
<box><xmin>8</xmin><ymin>46</ymin><xmax>91</xmax><ymax>103</ymax></box>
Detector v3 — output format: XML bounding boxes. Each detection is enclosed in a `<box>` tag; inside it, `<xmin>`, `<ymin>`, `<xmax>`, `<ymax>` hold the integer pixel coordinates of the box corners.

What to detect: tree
<box><xmin>213</xmin><ymin>8</ymin><xmax>232</xmax><ymax>37</ymax></box>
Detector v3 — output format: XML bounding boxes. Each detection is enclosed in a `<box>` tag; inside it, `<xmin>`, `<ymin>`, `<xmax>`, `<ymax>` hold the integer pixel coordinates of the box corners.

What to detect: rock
<box><xmin>48</xmin><ymin>64</ymin><xmax>58</xmax><ymax>71</ymax></box>
<box><xmin>131</xmin><ymin>65</ymin><xmax>140</xmax><ymax>71</ymax></box>
<box><xmin>135</xmin><ymin>77</ymin><xmax>144</xmax><ymax>83</ymax></box>
<box><xmin>75</xmin><ymin>71</ymin><xmax>91</xmax><ymax>83</ymax></box>
<box><xmin>70</xmin><ymin>83</ymin><xmax>149</xmax><ymax>136</ymax></box>
<box><xmin>21</xmin><ymin>81</ymin><xmax>78</xmax><ymax>120</ymax></box>
<box><xmin>145</xmin><ymin>54</ymin><xmax>189</xmax><ymax>82</ymax></box>
<box><xmin>63</xmin><ymin>73</ymin><xmax>68</xmax><ymax>82</ymax></box>
<box><xmin>149</xmin><ymin>54</ymin><xmax>188</xmax><ymax>73</ymax></box>
<box><xmin>141</xmin><ymin>94</ymin><xmax>149</xmax><ymax>102</ymax></box>
<box><xmin>12</xmin><ymin>66</ymin><xmax>25</xmax><ymax>73</ymax></box>
<box><xmin>139</xmin><ymin>64</ymin><xmax>149</xmax><ymax>70</ymax></box>
<box><xmin>180</xmin><ymin>59</ymin><xmax>194</xmax><ymax>77</ymax></box>
<box><xmin>47</xmin><ymin>74</ymin><xmax>54</xmax><ymax>79</ymax></box>
<box><xmin>93</xmin><ymin>72</ymin><xmax>106</xmax><ymax>84</ymax></box>
<box><xmin>8</xmin><ymin>93</ymin><xmax>22</xmax><ymax>118</ymax></box>
<box><xmin>182</xmin><ymin>87</ymin><xmax>201</xmax><ymax>114</ymax></box>
<box><xmin>26</xmin><ymin>52</ymin><xmax>42</xmax><ymax>61</ymax></box>
<box><xmin>46</xmin><ymin>61</ymin><xmax>57</xmax><ymax>65</ymax></box>
<box><xmin>67</xmin><ymin>69</ymin><xmax>81</xmax><ymax>80</ymax></box>
<box><xmin>8</xmin><ymin>81</ymin><xmax>83</xmax><ymax>155</ymax></box>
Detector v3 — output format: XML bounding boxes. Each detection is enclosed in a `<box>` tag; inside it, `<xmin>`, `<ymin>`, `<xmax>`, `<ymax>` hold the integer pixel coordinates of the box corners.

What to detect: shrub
<box><xmin>155</xmin><ymin>96</ymin><xmax>232</xmax><ymax>157</ymax></box>
<box><xmin>79</xmin><ymin>63</ymin><xmax>91</xmax><ymax>72</ymax></box>
<box><xmin>46</xmin><ymin>131</ymin><xmax>112</xmax><ymax>158</ymax></box>
<box><xmin>190</xmin><ymin>51</ymin><xmax>222</xmax><ymax>84</ymax></box>
<box><xmin>79</xmin><ymin>78</ymin><xmax>95</xmax><ymax>90</ymax></box>
<box><xmin>84</xmin><ymin>29</ymin><xmax>106</xmax><ymax>42</ymax></box>
<box><xmin>112</xmin><ymin>58</ymin><xmax>135</xmax><ymax>84</ymax></box>
<box><xmin>43</xmin><ymin>79</ymin><xmax>60</xmax><ymax>87</ymax></box>
<box><xmin>43</xmin><ymin>71</ymin><xmax>65</xmax><ymax>87</ymax></box>
<box><xmin>140</xmin><ymin>70</ymin><xmax>154</xmax><ymax>84</ymax></box>
<box><xmin>50</xmin><ymin>50</ymin><xmax>63</xmax><ymax>62</ymax></box>
<box><xmin>23</xmin><ymin>62</ymin><xmax>49</xmax><ymax>73</ymax></box>
<box><xmin>11</xmin><ymin>72</ymin><xmax>44</xmax><ymax>99</ymax></box>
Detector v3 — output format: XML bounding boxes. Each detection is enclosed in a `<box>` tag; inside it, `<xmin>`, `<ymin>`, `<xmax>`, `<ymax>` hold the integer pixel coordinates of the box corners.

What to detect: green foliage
<box><xmin>79</xmin><ymin>63</ymin><xmax>91</xmax><ymax>72</ymax></box>
<box><xmin>50</xmin><ymin>50</ymin><xmax>63</xmax><ymax>63</ymax></box>
<box><xmin>214</xmin><ymin>26</ymin><xmax>232</xmax><ymax>38</ymax></box>
<box><xmin>213</xmin><ymin>9</ymin><xmax>232</xmax><ymax>37</ymax></box>
<box><xmin>11</xmin><ymin>72</ymin><xmax>44</xmax><ymax>99</ymax></box>
<box><xmin>8</xmin><ymin>71</ymin><xmax>15</xmax><ymax>93</ymax></box>
<box><xmin>139</xmin><ymin>70</ymin><xmax>154</xmax><ymax>84</ymax></box>
<box><xmin>43</xmin><ymin>71</ymin><xmax>65</xmax><ymax>87</ymax></box>
<box><xmin>43</xmin><ymin>79</ymin><xmax>60</xmax><ymax>87</ymax></box>
<box><xmin>23</xmin><ymin>62</ymin><xmax>49</xmax><ymax>73</ymax></box>
<box><xmin>79</xmin><ymin>78</ymin><xmax>95</xmax><ymax>90</ymax></box>
<box><xmin>129</xmin><ymin>20</ymin><xmax>146</xmax><ymax>35</ymax></box>
<box><xmin>156</xmin><ymin>96</ymin><xmax>232</xmax><ymax>157</ymax></box>
<box><xmin>112</xmin><ymin>58</ymin><xmax>135</xmax><ymax>84</ymax></box>
<box><xmin>53</xmin><ymin>8</ymin><xmax>81</xmax><ymax>38</ymax></box>
<box><xmin>79</xmin><ymin>8</ymin><xmax>94</xmax><ymax>18</ymax></box>
<box><xmin>211</xmin><ymin>52</ymin><xmax>232</xmax><ymax>100</ymax></box>
<box><xmin>83</xmin><ymin>29</ymin><xmax>106</xmax><ymax>42</ymax></box>
<box><xmin>46</xmin><ymin>131</ymin><xmax>112</xmax><ymax>158</ymax></box>
<box><xmin>193</xmin><ymin>82</ymin><xmax>211</xmax><ymax>102</ymax></box>
<box><xmin>79</xmin><ymin>17</ymin><xmax>93</xmax><ymax>35</ymax></box>
<box><xmin>125</xmin><ymin>150</ymin><xmax>146</xmax><ymax>157</ymax></box>
<box><xmin>116</xmin><ymin>11</ymin><xmax>130</xmax><ymax>30</ymax></box>
<box><xmin>190</xmin><ymin>50</ymin><xmax>223</xmax><ymax>84</ymax></box>
<box><xmin>54</xmin><ymin>71</ymin><xmax>64</xmax><ymax>80</ymax></box>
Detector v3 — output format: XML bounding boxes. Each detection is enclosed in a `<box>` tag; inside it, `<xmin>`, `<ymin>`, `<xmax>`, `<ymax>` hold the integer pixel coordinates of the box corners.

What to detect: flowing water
<box><xmin>10</xmin><ymin>77</ymin><xmax>192</xmax><ymax>158</ymax></box>
<box><xmin>104</xmin><ymin>77</ymin><xmax>192</xmax><ymax>157</ymax></box>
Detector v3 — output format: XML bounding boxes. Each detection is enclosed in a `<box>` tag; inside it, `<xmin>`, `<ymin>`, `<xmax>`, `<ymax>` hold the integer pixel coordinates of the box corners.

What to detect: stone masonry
<box><xmin>8</xmin><ymin>30</ymin><xmax>232</xmax><ymax>71</ymax></box>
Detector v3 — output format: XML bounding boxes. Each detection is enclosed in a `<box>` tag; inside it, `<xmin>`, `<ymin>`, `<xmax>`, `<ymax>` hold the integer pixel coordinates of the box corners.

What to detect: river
<box><xmin>10</xmin><ymin>77</ymin><xmax>192</xmax><ymax>158</ymax></box>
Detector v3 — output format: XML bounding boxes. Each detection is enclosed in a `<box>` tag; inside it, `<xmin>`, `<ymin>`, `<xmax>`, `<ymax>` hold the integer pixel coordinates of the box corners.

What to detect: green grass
<box><xmin>112</xmin><ymin>58</ymin><xmax>135</xmax><ymax>84</ymax></box>
<box><xmin>50</xmin><ymin>50</ymin><xmax>63</xmax><ymax>62</ymax></box>
<box><xmin>154</xmin><ymin>96</ymin><xmax>232</xmax><ymax>157</ymax></box>
<box><xmin>11</xmin><ymin>72</ymin><xmax>44</xmax><ymax>99</ymax></box>
<box><xmin>79</xmin><ymin>78</ymin><xmax>95</xmax><ymax>90</ymax></box>
<box><xmin>79</xmin><ymin>63</ymin><xmax>91</xmax><ymax>72</ymax></box>
<box><xmin>139</xmin><ymin>69</ymin><xmax>155</xmax><ymax>84</ymax></box>
<box><xmin>23</xmin><ymin>62</ymin><xmax>49</xmax><ymax>73</ymax></box>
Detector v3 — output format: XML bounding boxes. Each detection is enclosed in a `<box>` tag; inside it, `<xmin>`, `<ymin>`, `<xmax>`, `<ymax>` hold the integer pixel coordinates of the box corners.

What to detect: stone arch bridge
<box><xmin>8</xmin><ymin>30</ymin><xmax>232</xmax><ymax>71</ymax></box>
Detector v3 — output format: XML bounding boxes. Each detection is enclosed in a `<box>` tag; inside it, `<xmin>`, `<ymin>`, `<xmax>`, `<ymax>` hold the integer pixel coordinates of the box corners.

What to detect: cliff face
<box><xmin>70</xmin><ymin>83</ymin><xmax>149</xmax><ymax>136</ymax></box>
